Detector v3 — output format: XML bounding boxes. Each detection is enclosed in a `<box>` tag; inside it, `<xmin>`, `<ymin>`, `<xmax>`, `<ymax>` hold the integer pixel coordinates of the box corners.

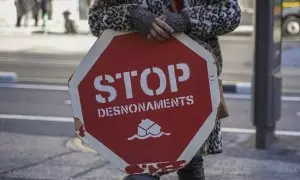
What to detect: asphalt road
<box><xmin>0</xmin><ymin>35</ymin><xmax>299</xmax><ymax>92</ymax></box>
<box><xmin>0</xmin><ymin>85</ymin><xmax>300</xmax><ymax>180</ymax></box>
<box><xmin>0</xmin><ymin>34</ymin><xmax>300</xmax><ymax>179</ymax></box>
<box><xmin>0</xmin><ymin>86</ymin><xmax>300</xmax><ymax>132</ymax></box>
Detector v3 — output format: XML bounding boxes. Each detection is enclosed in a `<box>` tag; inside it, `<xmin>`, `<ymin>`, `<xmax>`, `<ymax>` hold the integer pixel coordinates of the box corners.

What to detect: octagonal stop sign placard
<box><xmin>69</xmin><ymin>30</ymin><xmax>220</xmax><ymax>174</ymax></box>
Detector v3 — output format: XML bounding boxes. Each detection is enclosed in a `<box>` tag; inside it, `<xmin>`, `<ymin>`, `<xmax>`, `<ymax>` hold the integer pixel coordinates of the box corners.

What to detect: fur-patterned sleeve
<box><xmin>181</xmin><ymin>0</ymin><xmax>241</xmax><ymax>37</ymax></box>
<box><xmin>88</xmin><ymin>0</ymin><xmax>137</xmax><ymax>37</ymax></box>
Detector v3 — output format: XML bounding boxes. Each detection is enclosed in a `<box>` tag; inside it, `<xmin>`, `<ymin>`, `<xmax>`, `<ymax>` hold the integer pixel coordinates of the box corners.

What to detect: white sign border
<box><xmin>173</xmin><ymin>33</ymin><xmax>220</xmax><ymax>163</ymax></box>
<box><xmin>69</xmin><ymin>30</ymin><xmax>220</xmax><ymax>173</ymax></box>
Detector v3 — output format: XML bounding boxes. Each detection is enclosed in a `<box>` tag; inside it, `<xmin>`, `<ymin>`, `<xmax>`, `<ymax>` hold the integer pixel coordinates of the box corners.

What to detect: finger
<box><xmin>155</xmin><ymin>18</ymin><xmax>174</xmax><ymax>34</ymax></box>
<box><xmin>149</xmin><ymin>29</ymin><xmax>165</xmax><ymax>41</ymax></box>
<box><xmin>158</xmin><ymin>15</ymin><xmax>166</xmax><ymax>21</ymax></box>
<box><xmin>152</xmin><ymin>22</ymin><xmax>170</xmax><ymax>39</ymax></box>
<box><xmin>147</xmin><ymin>33</ymin><xmax>153</xmax><ymax>40</ymax></box>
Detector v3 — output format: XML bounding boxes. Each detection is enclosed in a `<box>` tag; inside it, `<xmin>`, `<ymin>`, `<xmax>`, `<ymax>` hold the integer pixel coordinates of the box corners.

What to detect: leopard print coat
<box><xmin>88</xmin><ymin>0</ymin><xmax>241</xmax><ymax>156</ymax></box>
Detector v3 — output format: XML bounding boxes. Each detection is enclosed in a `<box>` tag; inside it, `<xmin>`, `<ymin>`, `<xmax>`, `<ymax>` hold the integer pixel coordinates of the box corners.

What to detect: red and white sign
<box><xmin>69</xmin><ymin>30</ymin><xmax>220</xmax><ymax>174</ymax></box>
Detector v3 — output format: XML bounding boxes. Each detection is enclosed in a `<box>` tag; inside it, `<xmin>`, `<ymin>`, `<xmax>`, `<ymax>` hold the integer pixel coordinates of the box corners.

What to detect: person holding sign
<box><xmin>88</xmin><ymin>0</ymin><xmax>241</xmax><ymax>179</ymax></box>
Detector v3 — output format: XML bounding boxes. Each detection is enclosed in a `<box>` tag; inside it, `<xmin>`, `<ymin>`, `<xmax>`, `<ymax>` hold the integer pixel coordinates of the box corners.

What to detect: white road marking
<box><xmin>219</xmin><ymin>36</ymin><xmax>253</xmax><ymax>42</ymax></box>
<box><xmin>0</xmin><ymin>83</ymin><xmax>300</xmax><ymax>102</ymax></box>
<box><xmin>236</xmin><ymin>82</ymin><xmax>251</xmax><ymax>94</ymax></box>
<box><xmin>222</xmin><ymin>127</ymin><xmax>255</xmax><ymax>134</ymax></box>
<box><xmin>64</xmin><ymin>100</ymin><xmax>72</xmax><ymax>105</ymax></box>
<box><xmin>0</xmin><ymin>59</ymin><xmax>79</xmax><ymax>66</ymax></box>
<box><xmin>0</xmin><ymin>83</ymin><xmax>69</xmax><ymax>91</ymax></box>
<box><xmin>224</xmin><ymin>94</ymin><xmax>253</xmax><ymax>100</ymax></box>
<box><xmin>283</xmin><ymin>96</ymin><xmax>300</xmax><ymax>102</ymax></box>
<box><xmin>297</xmin><ymin>112</ymin><xmax>300</xmax><ymax>117</ymax></box>
<box><xmin>1</xmin><ymin>114</ymin><xmax>299</xmax><ymax>136</ymax></box>
<box><xmin>222</xmin><ymin>127</ymin><xmax>300</xmax><ymax>137</ymax></box>
<box><xmin>234</xmin><ymin>25</ymin><xmax>254</xmax><ymax>32</ymax></box>
<box><xmin>0</xmin><ymin>114</ymin><xmax>73</xmax><ymax>122</ymax></box>
<box><xmin>224</xmin><ymin>93</ymin><xmax>300</xmax><ymax>102</ymax></box>
<box><xmin>19</xmin><ymin>77</ymin><xmax>68</xmax><ymax>84</ymax></box>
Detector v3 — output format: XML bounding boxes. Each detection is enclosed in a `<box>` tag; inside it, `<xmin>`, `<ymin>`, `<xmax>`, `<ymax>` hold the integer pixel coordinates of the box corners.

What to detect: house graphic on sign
<box><xmin>128</xmin><ymin>119</ymin><xmax>171</xmax><ymax>140</ymax></box>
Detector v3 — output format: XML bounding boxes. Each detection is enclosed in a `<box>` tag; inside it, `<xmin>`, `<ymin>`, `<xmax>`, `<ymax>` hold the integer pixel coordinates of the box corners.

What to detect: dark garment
<box><xmin>177</xmin><ymin>156</ymin><xmax>205</xmax><ymax>180</ymax></box>
<box><xmin>41</xmin><ymin>0</ymin><xmax>47</xmax><ymax>14</ymax></box>
<box><xmin>15</xmin><ymin>0</ymin><xmax>39</xmax><ymax>27</ymax></box>
<box><xmin>16</xmin><ymin>16</ymin><xmax>22</xmax><ymax>27</ymax></box>
<box><xmin>32</xmin><ymin>0</ymin><xmax>40</xmax><ymax>26</ymax></box>
<box><xmin>15</xmin><ymin>0</ymin><xmax>37</xmax><ymax>15</ymax></box>
<box><xmin>41</xmin><ymin>0</ymin><xmax>52</xmax><ymax>19</ymax></box>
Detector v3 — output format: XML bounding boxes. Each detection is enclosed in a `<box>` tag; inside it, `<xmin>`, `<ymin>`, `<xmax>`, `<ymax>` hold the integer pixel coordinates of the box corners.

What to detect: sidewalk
<box><xmin>66</xmin><ymin>132</ymin><xmax>299</xmax><ymax>180</ymax></box>
<box><xmin>0</xmin><ymin>20</ymin><xmax>91</xmax><ymax>36</ymax></box>
<box><xmin>1</xmin><ymin>127</ymin><xmax>299</xmax><ymax>180</ymax></box>
<box><xmin>65</xmin><ymin>131</ymin><xmax>300</xmax><ymax>180</ymax></box>
<box><xmin>163</xmin><ymin>132</ymin><xmax>300</xmax><ymax>180</ymax></box>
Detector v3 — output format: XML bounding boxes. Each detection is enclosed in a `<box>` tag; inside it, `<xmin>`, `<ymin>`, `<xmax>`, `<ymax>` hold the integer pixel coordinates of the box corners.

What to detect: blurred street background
<box><xmin>0</xmin><ymin>0</ymin><xmax>300</xmax><ymax>180</ymax></box>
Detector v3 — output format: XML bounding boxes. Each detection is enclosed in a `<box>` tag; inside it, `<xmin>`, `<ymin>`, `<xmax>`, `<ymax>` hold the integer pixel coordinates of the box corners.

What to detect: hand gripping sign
<box><xmin>68</xmin><ymin>30</ymin><xmax>220</xmax><ymax>174</ymax></box>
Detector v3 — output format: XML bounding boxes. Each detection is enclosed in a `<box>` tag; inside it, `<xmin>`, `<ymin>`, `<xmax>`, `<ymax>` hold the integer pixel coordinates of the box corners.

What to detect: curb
<box><xmin>229</xmin><ymin>25</ymin><xmax>253</xmax><ymax>36</ymax></box>
<box><xmin>228</xmin><ymin>31</ymin><xmax>253</xmax><ymax>36</ymax></box>
<box><xmin>222</xmin><ymin>82</ymin><xmax>252</xmax><ymax>94</ymax></box>
<box><xmin>0</xmin><ymin>72</ymin><xmax>18</xmax><ymax>83</ymax></box>
<box><xmin>31</xmin><ymin>30</ymin><xmax>91</xmax><ymax>36</ymax></box>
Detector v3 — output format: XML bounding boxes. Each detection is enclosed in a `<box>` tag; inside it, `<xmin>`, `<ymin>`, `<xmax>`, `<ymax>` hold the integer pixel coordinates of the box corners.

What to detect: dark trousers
<box><xmin>16</xmin><ymin>16</ymin><xmax>22</xmax><ymax>27</ymax></box>
<box><xmin>16</xmin><ymin>15</ymin><xmax>38</xmax><ymax>27</ymax></box>
<box><xmin>177</xmin><ymin>156</ymin><xmax>205</xmax><ymax>180</ymax></box>
<box><xmin>34</xmin><ymin>14</ymin><xmax>38</xmax><ymax>26</ymax></box>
